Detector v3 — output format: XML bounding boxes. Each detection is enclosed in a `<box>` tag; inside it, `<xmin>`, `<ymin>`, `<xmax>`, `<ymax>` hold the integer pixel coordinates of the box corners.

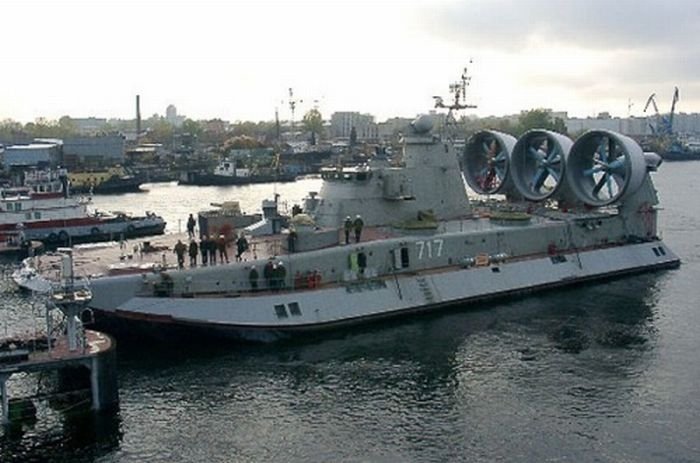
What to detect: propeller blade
<box><xmin>583</xmin><ymin>165</ymin><xmax>603</xmax><ymax>176</ymax></box>
<box><xmin>592</xmin><ymin>174</ymin><xmax>607</xmax><ymax>197</ymax></box>
<box><xmin>597</xmin><ymin>137</ymin><xmax>608</xmax><ymax>162</ymax></box>
<box><xmin>546</xmin><ymin>167</ymin><xmax>560</xmax><ymax>183</ymax></box>
<box><xmin>533</xmin><ymin>167</ymin><xmax>548</xmax><ymax>190</ymax></box>
<box><xmin>529</xmin><ymin>146</ymin><xmax>545</xmax><ymax>161</ymax></box>
<box><xmin>494</xmin><ymin>165</ymin><xmax>505</xmax><ymax>180</ymax></box>
<box><xmin>606</xmin><ymin>175</ymin><xmax>614</xmax><ymax>198</ymax></box>
<box><xmin>482</xmin><ymin>142</ymin><xmax>491</xmax><ymax>155</ymax></box>
<box><xmin>608</xmin><ymin>157</ymin><xmax>625</xmax><ymax>172</ymax></box>
<box><xmin>495</xmin><ymin>150</ymin><xmax>507</xmax><ymax>162</ymax></box>
<box><xmin>611</xmin><ymin>172</ymin><xmax>626</xmax><ymax>187</ymax></box>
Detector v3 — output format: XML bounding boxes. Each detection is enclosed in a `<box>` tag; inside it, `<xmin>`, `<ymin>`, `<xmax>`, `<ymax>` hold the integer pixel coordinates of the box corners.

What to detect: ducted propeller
<box><xmin>511</xmin><ymin>130</ymin><xmax>572</xmax><ymax>201</ymax></box>
<box><xmin>567</xmin><ymin>130</ymin><xmax>647</xmax><ymax>207</ymax></box>
<box><xmin>463</xmin><ymin>130</ymin><xmax>516</xmax><ymax>195</ymax></box>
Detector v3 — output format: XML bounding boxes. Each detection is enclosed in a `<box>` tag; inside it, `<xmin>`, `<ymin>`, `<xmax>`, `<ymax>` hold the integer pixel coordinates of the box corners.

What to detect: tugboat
<box><xmin>14</xmin><ymin>78</ymin><xmax>680</xmax><ymax>343</ymax></box>
<box><xmin>0</xmin><ymin>169</ymin><xmax>166</xmax><ymax>245</ymax></box>
<box><xmin>179</xmin><ymin>156</ymin><xmax>296</xmax><ymax>186</ymax></box>
<box><xmin>69</xmin><ymin>166</ymin><xmax>144</xmax><ymax>195</ymax></box>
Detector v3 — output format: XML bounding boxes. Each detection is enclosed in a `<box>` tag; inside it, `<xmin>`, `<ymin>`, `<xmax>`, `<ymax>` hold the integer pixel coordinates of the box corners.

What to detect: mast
<box><xmin>433</xmin><ymin>62</ymin><xmax>477</xmax><ymax>140</ymax></box>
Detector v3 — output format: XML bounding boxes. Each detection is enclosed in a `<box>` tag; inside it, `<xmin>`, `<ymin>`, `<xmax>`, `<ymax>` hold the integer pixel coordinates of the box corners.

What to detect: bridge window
<box><xmin>288</xmin><ymin>302</ymin><xmax>301</xmax><ymax>316</ymax></box>
<box><xmin>274</xmin><ymin>304</ymin><xmax>288</xmax><ymax>318</ymax></box>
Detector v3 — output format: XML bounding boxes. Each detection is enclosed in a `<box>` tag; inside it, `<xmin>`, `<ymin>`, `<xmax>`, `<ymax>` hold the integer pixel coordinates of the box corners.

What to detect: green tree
<box><xmin>181</xmin><ymin>119</ymin><xmax>203</xmax><ymax>139</ymax></box>
<box><xmin>146</xmin><ymin>118</ymin><xmax>174</xmax><ymax>145</ymax></box>
<box><xmin>57</xmin><ymin>116</ymin><xmax>77</xmax><ymax>136</ymax></box>
<box><xmin>515</xmin><ymin>109</ymin><xmax>568</xmax><ymax>136</ymax></box>
<box><xmin>302</xmin><ymin>108</ymin><xmax>324</xmax><ymax>143</ymax></box>
<box><xmin>0</xmin><ymin>119</ymin><xmax>24</xmax><ymax>139</ymax></box>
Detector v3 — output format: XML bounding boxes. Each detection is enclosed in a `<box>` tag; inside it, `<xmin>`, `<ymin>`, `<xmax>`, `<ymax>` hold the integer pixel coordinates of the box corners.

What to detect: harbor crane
<box><xmin>643</xmin><ymin>87</ymin><xmax>679</xmax><ymax>136</ymax></box>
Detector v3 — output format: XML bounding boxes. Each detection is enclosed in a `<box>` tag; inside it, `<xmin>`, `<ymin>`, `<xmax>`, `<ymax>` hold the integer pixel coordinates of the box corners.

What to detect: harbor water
<box><xmin>1</xmin><ymin>166</ymin><xmax>699</xmax><ymax>462</ymax></box>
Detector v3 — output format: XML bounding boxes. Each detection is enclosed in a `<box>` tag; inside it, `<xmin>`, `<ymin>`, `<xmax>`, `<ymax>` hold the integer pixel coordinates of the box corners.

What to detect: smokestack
<box><xmin>136</xmin><ymin>94</ymin><xmax>141</xmax><ymax>139</ymax></box>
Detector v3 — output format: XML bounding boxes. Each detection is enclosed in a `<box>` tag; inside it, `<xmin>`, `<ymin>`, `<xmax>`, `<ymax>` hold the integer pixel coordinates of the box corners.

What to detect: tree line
<box><xmin>2</xmin><ymin>108</ymin><xmax>569</xmax><ymax>147</ymax></box>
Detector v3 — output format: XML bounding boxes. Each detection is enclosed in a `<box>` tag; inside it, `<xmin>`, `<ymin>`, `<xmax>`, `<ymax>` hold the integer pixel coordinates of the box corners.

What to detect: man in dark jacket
<box><xmin>353</xmin><ymin>215</ymin><xmax>364</xmax><ymax>243</ymax></box>
<box><xmin>199</xmin><ymin>236</ymin><xmax>208</xmax><ymax>266</ymax></box>
<box><xmin>188</xmin><ymin>240</ymin><xmax>198</xmax><ymax>267</ymax></box>
<box><xmin>343</xmin><ymin>216</ymin><xmax>352</xmax><ymax>244</ymax></box>
<box><xmin>186</xmin><ymin>214</ymin><xmax>196</xmax><ymax>239</ymax></box>
<box><xmin>174</xmin><ymin>240</ymin><xmax>187</xmax><ymax>269</ymax></box>
<box><xmin>249</xmin><ymin>265</ymin><xmax>259</xmax><ymax>291</ymax></box>
<box><xmin>209</xmin><ymin>234</ymin><xmax>217</xmax><ymax>265</ymax></box>
<box><xmin>236</xmin><ymin>234</ymin><xmax>248</xmax><ymax>262</ymax></box>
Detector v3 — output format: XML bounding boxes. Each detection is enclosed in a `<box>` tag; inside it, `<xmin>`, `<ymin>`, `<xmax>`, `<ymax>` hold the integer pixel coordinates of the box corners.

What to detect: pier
<box><xmin>1</xmin><ymin>248</ymin><xmax>119</xmax><ymax>425</ymax></box>
<box><xmin>0</xmin><ymin>330</ymin><xmax>118</xmax><ymax>425</ymax></box>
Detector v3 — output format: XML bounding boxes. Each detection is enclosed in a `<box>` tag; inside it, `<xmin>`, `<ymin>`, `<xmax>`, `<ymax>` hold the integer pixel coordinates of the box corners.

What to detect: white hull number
<box><xmin>416</xmin><ymin>239</ymin><xmax>444</xmax><ymax>260</ymax></box>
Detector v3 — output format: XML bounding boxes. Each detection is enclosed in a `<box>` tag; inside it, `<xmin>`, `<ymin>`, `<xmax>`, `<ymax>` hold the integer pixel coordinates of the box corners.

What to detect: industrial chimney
<box><xmin>136</xmin><ymin>94</ymin><xmax>141</xmax><ymax>139</ymax></box>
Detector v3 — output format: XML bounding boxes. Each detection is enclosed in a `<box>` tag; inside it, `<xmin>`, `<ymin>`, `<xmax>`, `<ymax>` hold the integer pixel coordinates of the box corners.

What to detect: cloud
<box><xmin>426</xmin><ymin>0</ymin><xmax>700</xmax><ymax>52</ymax></box>
<box><xmin>414</xmin><ymin>0</ymin><xmax>700</xmax><ymax>115</ymax></box>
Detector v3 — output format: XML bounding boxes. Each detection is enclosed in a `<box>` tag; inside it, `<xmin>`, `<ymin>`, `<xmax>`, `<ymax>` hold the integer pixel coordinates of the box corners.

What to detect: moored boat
<box><xmin>179</xmin><ymin>158</ymin><xmax>296</xmax><ymax>186</ymax></box>
<box><xmin>69</xmin><ymin>166</ymin><xmax>144</xmax><ymax>194</ymax></box>
<box><xmin>0</xmin><ymin>168</ymin><xmax>166</xmax><ymax>245</ymax></box>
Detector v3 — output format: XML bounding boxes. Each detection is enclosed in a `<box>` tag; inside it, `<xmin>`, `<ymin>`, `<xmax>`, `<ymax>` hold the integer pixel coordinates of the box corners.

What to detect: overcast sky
<box><xmin>1</xmin><ymin>0</ymin><xmax>698</xmax><ymax>123</ymax></box>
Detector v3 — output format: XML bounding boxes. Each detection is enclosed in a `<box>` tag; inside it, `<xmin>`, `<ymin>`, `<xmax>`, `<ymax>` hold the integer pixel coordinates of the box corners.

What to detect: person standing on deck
<box><xmin>277</xmin><ymin>261</ymin><xmax>287</xmax><ymax>289</ymax></box>
<box><xmin>186</xmin><ymin>214</ymin><xmax>196</xmax><ymax>239</ymax></box>
<box><xmin>344</xmin><ymin>216</ymin><xmax>352</xmax><ymax>244</ymax></box>
<box><xmin>353</xmin><ymin>214</ymin><xmax>364</xmax><ymax>243</ymax></box>
<box><xmin>188</xmin><ymin>240</ymin><xmax>198</xmax><ymax>267</ymax></box>
<box><xmin>263</xmin><ymin>259</ymin><xmax>275</xmax><ymax>290</ymax></box>
<box><xmin>249</xmin><ymin>265</ymin><xmax>259</xmax><ymax>291</ymax></box>
<box><xmin>199</xmin><ymin>236</ymin><xmax>208</xmax><ymax>266</ymax></box>
<box><xmin>209</xmin><ymin>234</ymin><xmax>217</xmax><ymax>265</ymax></box>
<box><xmin>218</xmin><ymin>234</ymin><xmax>229</xmax><ymax>263</ymax></box>
<box><xmin>174</xmin><ymin>240</ymin><xmax>187</xmax><ymax>269</ymax></box>
<box><xmin>236</xmin><ymin>234</ymin><xmax>248</xmax><ymax>262</ymax></box>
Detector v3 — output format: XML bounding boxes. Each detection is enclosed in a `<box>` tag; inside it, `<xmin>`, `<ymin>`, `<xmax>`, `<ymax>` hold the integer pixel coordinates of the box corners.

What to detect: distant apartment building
<box><xmin>564</xmin><ymin>111</ymin><xmax>700</xmax><ymax>137</ymax></box>
<box><xmin>330</xmin><ymin>112</ymin><xmax>378</xmax><ymax>141</ymax></box>
<box><xmin>166</xmin><ymin>104</ymin><xmax>185</xmax><ymax>127</ymax></box>
<box><xmin>565</xmin><ymin>116</ymin><xmax>650</xmax><ymax>136</ymax></box>
<box><xmin>670</xmin><ymin>113</ymin><xmax>700</xmax><ymax>134</ymax></box>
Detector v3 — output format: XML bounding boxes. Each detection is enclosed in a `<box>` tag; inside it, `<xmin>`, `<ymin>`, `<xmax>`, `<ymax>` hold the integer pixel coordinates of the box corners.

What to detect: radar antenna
<box><xmin>287</xmin><ymin>87</ymin><xmax>303</xmax><ymax>134</ymax></box>
<box><xmin>433</xmin><ymin>61</ymin><xmax>478</xmax><ymax>137</ymax></box>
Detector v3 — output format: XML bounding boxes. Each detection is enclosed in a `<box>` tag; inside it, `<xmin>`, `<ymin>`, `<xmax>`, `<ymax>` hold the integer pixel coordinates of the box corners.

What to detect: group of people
<box><xmin>344</xmin><ymin>214</ymin><xmax>364</xmax><ymax>244</ymax></box>
<box><xmin>177</xmin><ymin>213</ymin><xmax>253</xmax><ymax>269</ymax></box>
<box><xmin>173</xmin><ymin>234</ymin><xmax>239</xmax><ymax>269</ymax></box>
<box><xmin>246</xmin><ymin>259</ymin><xmax>287</xmax><ymax>291</ymax></box>
<box><xmin>263</xmin><ymin>259</ymin><xmax>287</xmax><ymax>290</ymax></box>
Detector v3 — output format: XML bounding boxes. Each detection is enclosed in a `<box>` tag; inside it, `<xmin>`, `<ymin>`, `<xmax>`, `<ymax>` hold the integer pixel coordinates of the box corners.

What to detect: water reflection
<box><xmin>0</xmin><ymin>266</ymin><xmax>674</xmax><ymax>462</ymax></box>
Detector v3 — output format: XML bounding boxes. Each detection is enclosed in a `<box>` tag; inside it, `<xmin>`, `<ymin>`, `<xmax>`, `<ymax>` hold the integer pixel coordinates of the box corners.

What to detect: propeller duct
<box><xmin>463</xmin><ymin>130</ymin><xmax>516</xmax><ymax>195</ymax></box>
<box><xmin>510</xmin><ymin>130</ymin><xmax>573</xmax><ymax>201</ymax></box>
<box><xmin>566</xmin><ymin>130</ymin><xmax>647</xmax><ymax>207</ymax></box>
